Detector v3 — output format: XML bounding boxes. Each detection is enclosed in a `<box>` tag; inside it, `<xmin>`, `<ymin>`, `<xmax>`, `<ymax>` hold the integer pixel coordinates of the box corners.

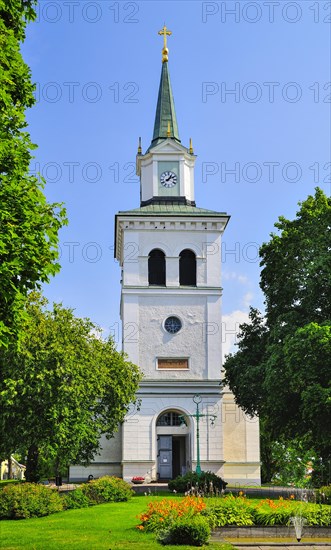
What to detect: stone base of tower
<box><xmin>121</xmin><ymin>383</ymin><xmax>225</xmax><ymax>483</ymax></box>
<box><xmin>222</xmin><ymin>391</ymin><xmax>261</xmax><ymax>486</ymax></box>
<box><xmin>69</xmin><ymin>389</ymin><xmax>261</xmax><ymax>485</ymax></box>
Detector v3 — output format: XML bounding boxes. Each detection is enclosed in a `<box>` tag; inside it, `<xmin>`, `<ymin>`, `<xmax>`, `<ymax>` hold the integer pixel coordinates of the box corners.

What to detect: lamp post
<box><xmin>180</xmin><ymin>394</ymin><xmax>217</xmax><ymax>475</ymax></box>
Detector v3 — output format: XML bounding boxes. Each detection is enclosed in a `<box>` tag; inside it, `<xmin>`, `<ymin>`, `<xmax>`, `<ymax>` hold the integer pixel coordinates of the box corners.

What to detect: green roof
<box><xmin>117</xmin><ymin>204</ymin><xmax>228</xmax><ymax>217</ymax></box>
<box><xmin>150</xmin><ymin>61</ymin><xmax>180</xmax><ymax>147</ymax></box>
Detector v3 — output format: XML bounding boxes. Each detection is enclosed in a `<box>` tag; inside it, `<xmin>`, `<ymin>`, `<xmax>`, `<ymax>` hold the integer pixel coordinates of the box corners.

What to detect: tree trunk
<box><xmin>7</xmin><ymin>456</ymin><xmax>13</xmax><ymax>479</ymax></box>
<box><xmin>55</xmin><ymin>457</ymin><xmax>62</xmax><ymax>486</ymax></box>
<box><xmin>260</xmin><ymin>428</ymin><xmax>276</xmax><ymax>484</ymax></box>
<box><xmin>25</xmin><ymin>444</ymin><xmax>40</xmax><ymax>482</ymax></box>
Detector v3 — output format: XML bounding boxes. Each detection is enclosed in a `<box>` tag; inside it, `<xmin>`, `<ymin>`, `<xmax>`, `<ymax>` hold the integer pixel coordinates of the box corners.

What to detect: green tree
<box><xmin>0</xmin><ymin>0</ymin><xmax>66</xmax><ymax>346</ymax></box>
<box><xmin>224</xmin><ymin>189</ymin><xmax>331</xmax><ymax>483</ymax></box>
<box><xmin>0</xmin><ymin>293</ymin><xmax>142</xmax><ymax>481</ymax></box>
<box><xmin>267</xmin><ymin>438</ymin><xmax>316</xmax><ymax>487</ymax></box>
<box><xmin>222</xmin><ymin>308</ymin><xmax>268</xmax><ymax>417</ymax></box>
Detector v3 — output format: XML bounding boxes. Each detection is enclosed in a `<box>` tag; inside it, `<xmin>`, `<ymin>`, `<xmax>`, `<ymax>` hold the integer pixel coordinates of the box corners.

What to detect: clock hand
<box><xmin>166</xmin><ymin>175</ymin><xmax>172</xmax><ymax>181</ymax></box>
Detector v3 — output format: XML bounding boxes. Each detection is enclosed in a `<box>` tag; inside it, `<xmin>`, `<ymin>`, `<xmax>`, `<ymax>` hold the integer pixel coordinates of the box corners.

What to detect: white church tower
<box><xmin>114</xmin><ymin>27</ymin><xmax>260</xmax><ymax>484</ymax></box>
<box><xmin>70</xmin><ymin>27</ymin><xmax>260</xmax><ymax>485</ymax></box>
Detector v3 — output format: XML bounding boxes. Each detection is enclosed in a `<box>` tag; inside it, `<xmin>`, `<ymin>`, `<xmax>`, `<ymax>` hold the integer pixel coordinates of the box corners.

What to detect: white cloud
<box><xmin>223</xmin><ymin>271</ymin><xmax>249</xmax><ymax>284</ymax></box>
<box><xmin>242</xmin><ymin>291</ymin><xmax>253</xmax><ymax>309</ymax></box>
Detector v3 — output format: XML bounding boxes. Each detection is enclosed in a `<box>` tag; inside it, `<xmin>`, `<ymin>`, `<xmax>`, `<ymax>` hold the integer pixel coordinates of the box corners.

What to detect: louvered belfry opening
<box><xmin>148</xmin><ymin>248</ymin><xmax>166</xmax><ymax>285</ymax></box>
<box><xmin>179</xmin><ymin>249</ymin><xmax>196</xmax><ymax>286</ymax></box>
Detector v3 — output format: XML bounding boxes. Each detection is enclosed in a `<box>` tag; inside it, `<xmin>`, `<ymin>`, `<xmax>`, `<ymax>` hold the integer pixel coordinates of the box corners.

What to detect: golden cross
<box><xmin>158</xmin><ymin>25</ymin><xmax>172</xmax><ymax>62</ymax></box>
<box><xmin>158</xmin><ymin>25</ymin><xmax>172</xmax><ymax>49</ymax></box>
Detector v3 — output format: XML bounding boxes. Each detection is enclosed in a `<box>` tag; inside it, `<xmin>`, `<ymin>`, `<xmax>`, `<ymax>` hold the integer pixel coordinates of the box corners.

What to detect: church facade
<box><xmin>70</xmin><ymin>29</ymin><xmax>260</xmax><ymax>486</ymax></box>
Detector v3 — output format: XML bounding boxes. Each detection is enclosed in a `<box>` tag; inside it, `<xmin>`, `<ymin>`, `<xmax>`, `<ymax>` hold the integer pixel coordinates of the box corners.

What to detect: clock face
<box><xmin>164</xmin><ymin>316</ymin><xmax>182</xmax><ymax>334</ymax></box>
<box><xmin>160</xmin><ymin>170</ymin><xmax>177</xmax><ymax>188</ymax></box>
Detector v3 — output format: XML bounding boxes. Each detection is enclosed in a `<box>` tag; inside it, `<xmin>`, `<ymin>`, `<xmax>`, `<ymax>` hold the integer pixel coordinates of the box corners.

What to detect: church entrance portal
<box><xmin>156</xmin><ymin>411</ymin><xmax>190</xmax><ymax>481</ymax></box>
<box><xmin>157</xmin><ymin>435</ymin><xmax>187</xmax><ymax>480</ymax></box>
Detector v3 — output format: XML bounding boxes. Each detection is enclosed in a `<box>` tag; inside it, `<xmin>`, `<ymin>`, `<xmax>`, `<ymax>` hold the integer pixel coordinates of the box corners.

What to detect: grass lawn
<box><xmin>0</xmin><ymin>496</ymin><xmax>232</xmax><ymax>550</ymax></box>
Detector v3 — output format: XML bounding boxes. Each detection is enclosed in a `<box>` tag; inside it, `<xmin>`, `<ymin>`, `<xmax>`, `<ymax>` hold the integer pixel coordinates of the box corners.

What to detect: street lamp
<box><xmin>180</xmin><ymin>394</ymin><xmax>217</xmax><ymax>475</ymax></box>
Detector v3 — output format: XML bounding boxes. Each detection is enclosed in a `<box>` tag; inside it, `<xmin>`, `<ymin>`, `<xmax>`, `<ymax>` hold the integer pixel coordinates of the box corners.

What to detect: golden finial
<box><xmin>167</xmin><ymin>121</ymin><xmax>171</xmax><ymax>137</ymax></box>
<box><xmin>137</xmin><ymin>136</ymin><xmax>142</xmax><ymax>154</ymax></box>
<box><xmin>189</xmin><ymin>138</ymin><xmax>194</xmax><ymax>155</ymax></box>
<box><xmin>158</xmin><ymin>25</ymin><xmax>172</xmax><ymax>63</ymax></box>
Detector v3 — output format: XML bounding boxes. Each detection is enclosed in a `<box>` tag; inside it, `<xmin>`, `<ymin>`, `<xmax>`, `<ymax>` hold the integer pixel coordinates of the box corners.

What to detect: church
<box><xmin>70</xmin><ymin>28</ymin><xmax>260</xmax><ymax>486</ymax></box>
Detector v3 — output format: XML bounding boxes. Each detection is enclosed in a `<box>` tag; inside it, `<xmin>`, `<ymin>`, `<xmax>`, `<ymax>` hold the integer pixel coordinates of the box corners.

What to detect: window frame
<box><xmin>179</xmin><ymin>249</ymin><xmax>197</xmax><ymax>286</ymax></box>
<box><xmin>148</xmin><ymin>248</ymin><xmax>166</xmax><ymax>286</ymax></box>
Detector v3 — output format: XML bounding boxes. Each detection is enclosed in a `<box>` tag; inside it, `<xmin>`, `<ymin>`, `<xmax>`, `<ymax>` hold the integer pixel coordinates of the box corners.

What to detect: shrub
<box><xmin>204</xmin><ymin>495</ymin><xmax>254</xmax><ymax>527</ymax></box>
<box><xmin>0</xmin><ymin>483</ymin><xmax>63</xmax><ymax>519</ymax></box>
<box><xmin>157</xmin><ymin>515</ymin><xmax>210</xmax><ymax>546</ymax></box>
<box><xmin>137</xmin><ymin>496</ymin><xmax>206</xmax><ymax>532</ymax></box>
<box><xmin>168</xmin><ymin>471</ymin><xmax>227</xmax><ymax>494</ymax></box>
<box><xmin>62</xmin><ymin>487</ymin><xmax>90</xmax><ymax>510</ymax></box>
<box><xmin>298</xmin><ymin>503</ymin><xmax>331</xmax><ymax>526</ymax></box>
<box><xmin>316</xmin><ymin>485</ymin><xmax>331</xmax><ymax>505</ymax></box>
<box><xmin>251</xmin><ymin>498</ymin><xmax>331</xmax><ymax>526</ymax></box>
<box><xmin>81</xmin><ymin>476</ymin><xmax>133</xmax><ymax>504</ymax></box>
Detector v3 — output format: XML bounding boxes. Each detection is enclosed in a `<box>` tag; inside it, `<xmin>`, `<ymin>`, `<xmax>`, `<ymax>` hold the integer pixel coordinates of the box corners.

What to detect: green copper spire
<box><xmin>151</xmin><ymin>26</ymin><xmax>180</xmax><ymax>147</ymax></box>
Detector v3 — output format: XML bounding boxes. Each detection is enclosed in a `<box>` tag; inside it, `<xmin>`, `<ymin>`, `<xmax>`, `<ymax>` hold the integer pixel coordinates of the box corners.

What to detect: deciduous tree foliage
<box><xmin>0</xmin><ymin>0</ymin><xmax>66</xmax><ymax>346</ymax></box>
<box><xmin>224</xmin><ymin>189</ymin><xmax>331</xmax><ymax>480</ymax></box>
<box><xmin>0</xmin><ymin>293</ymin><xmax>142</xmax><ymax>481</ymax></box>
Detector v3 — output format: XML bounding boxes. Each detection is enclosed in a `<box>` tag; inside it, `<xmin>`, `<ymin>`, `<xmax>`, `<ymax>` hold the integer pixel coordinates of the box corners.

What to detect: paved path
<box><xmin>232</xmin><ymin>546</ymin><xmax>330</xmax><ymax>549</ymax></box>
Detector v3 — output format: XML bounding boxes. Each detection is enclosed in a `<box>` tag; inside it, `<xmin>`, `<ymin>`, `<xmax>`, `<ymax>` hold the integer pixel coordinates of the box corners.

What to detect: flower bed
<box><xmin>136</xmin><ymin>494</ymin><xmax>331</xmax><ymax>546</ymax></box>
<box><xmin>137</xmin><ymin>496</ymin><xmax>209</xmax><ymax>546</ymax></box>
<box><xmin>137</xmin><ymin>496</ymin><xmax>206</xmax><ymax>532</ymax></box>
<box><xmin>203</xmin><ymin>495</ymin><xmax>331</xmax><ymax>528</ymax></box>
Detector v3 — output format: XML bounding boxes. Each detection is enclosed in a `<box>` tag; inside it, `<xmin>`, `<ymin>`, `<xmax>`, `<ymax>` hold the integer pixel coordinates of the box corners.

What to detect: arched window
<box><xmin>156</xmin><ymin>411</ymin><xmax>183</xmax><ymax>427</ymax></box>
<box><xmin>148</xmin><ymin>249</ymin><xmax>166</xmax><ymax>286</ymax></box>
<box><xmin>179</xmin><ymin>249</ymin><xmax>196</xmax><ymax>286</ymax></box>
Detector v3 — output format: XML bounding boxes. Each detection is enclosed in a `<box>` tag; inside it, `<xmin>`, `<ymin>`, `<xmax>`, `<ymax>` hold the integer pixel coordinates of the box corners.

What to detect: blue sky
<box><xmin>23</xmin><ymin>1</ymin><xmax>330</xmax><ymax>353</ymax></box>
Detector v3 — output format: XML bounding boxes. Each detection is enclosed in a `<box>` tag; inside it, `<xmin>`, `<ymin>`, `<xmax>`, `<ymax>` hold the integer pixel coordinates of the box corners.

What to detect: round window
<box><xmin>164</xmin><ymin>316</ymin><xmax>182</xmax><ymax>334</ymax></box>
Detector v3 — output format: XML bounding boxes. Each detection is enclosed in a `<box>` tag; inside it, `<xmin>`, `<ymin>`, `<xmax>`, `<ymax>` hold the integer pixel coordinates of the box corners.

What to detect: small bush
<box><xmin>81</xmin><ymin>475</ymin><xmax>133</xmax><ymax>504</ymax></box>
<box><xmin>168</xmin><ymin>471</ymin><xmax>227</xmax><ymax>494</ymax></box>
<box><xmin>316</xmin><ymin>485</ymin><xmax>331</xmax><ymax>505</ymax></box>
<box><xmin>62</xmin><ymin>487</ymin><xmax>90</xmax><ymax>510</ymax></box>
<box><xmin>0</xmin><ymin>483</ymin><xmax>63</xmax><ymax>519</ymax></box>
<box><xmin>204</xmin><ymin>495</ymin><xmax>254</xmax><ymax>527</ymax></box>
<box><xmin>299</xmin><ymin>503</ymin><xmax>331</xmax><ymax>526</ymax></box>
<box><xmin>157</xmin><ymin>515</ymin><xmax>210</xmax><ymax>546</ymax></box>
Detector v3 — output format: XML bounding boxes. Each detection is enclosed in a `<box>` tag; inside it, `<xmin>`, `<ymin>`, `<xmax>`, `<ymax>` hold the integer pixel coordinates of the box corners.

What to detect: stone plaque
<box><xmin>158</xmin><ymin>359</ymin><xmax>188</xmax><ymax>370</ymax></box>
